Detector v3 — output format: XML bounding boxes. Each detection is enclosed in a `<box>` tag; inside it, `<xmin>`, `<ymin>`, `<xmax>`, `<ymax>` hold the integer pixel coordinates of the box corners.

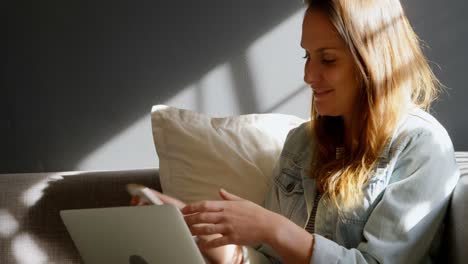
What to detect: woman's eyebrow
<box><xmin>315</xmin><ymin>47</ymin><xmax>339</xmax><ymax>52</ymax></box>
<box><xmin>300</xmin><ymin>44</ymin><xmax>340</xmax><ymax>52</ymax></box>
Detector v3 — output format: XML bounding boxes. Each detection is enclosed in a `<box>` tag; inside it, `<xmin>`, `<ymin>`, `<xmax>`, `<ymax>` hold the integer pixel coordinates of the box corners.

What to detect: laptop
<box><xmin>60</xmin><ymin>205</ymin><xmax>206</xmax><ymax>264</ymax></box>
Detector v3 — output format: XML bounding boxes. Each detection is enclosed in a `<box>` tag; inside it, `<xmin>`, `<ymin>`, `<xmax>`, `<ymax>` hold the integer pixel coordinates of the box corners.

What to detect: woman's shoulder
<box><xmin>383</xmin><ymin>108</ymin><xmax>459</xmax><ymax>199</ymax></box>
<box><xmin>284</xmin><ymin>120</ymin><xmax>312</xmax><ymax>143</ymax></box>
<box><xmin>280</xmin><ymin>121</ymin><xmax>314</xmax><ymax>164</ymax></box>
<box><xmin>403</xmin><ymin>108</ymin><xmax>449</xmax><ymax>135</ymax></box>
<box><xmin>388</xmin><ymin>107</ymin><xmax>455</xmax><ymax>160</ymax></box>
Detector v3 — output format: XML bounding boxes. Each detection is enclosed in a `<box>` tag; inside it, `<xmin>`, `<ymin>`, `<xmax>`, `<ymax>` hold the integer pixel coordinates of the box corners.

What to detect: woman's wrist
<box><xmin>263</xmin><ymin>211</ymin><xmax>289</xmax><ymax>249</ymax></box>
<box><xmin>262</xmin><ymin>212</ymin><xmax>279</xmax><ymax>248</ymax></box>
<box><xmin>197</xmin><ymin>234</ymin><xmax>243</xmax><ymax>264</ymax></box>
<box><xmin>264</xmin><ymin>212</ymin><xmax>314</xmax><ymax>264</ymax></box>
<box><xmin>201</xmin><ymin>244</ymin><xmax>243</xmax><ymax>264</ymax></box>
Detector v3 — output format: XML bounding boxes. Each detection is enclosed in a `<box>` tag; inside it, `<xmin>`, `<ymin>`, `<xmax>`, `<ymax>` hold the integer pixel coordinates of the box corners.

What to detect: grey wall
<box><xmin>2</xmin><ymin>0</ymin><xmax>306</xmax><ymax>173</ymax></box>
<box><xmin>402</xmin><ymin>0</ymin><xmax>468</xmax><ymax>152</ymax></box>
<box><xmin>2</xmin><ymin>0</ymin><xmax>467</xmax><ymax>173</ymax></box>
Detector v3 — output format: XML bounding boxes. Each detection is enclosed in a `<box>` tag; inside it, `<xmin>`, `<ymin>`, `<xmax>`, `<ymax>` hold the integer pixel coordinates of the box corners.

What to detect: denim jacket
<box><xmin>255</xmin><ymin>108</ymin><xmax>460</xmax><ymax>263</ymax></box>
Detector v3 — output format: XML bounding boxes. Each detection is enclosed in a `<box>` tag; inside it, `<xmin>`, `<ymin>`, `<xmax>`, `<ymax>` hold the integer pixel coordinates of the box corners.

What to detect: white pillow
<box><xmin>151</xmin><ymin>105</ymin><xmax>306</xmax><ymax>205</ymax></box>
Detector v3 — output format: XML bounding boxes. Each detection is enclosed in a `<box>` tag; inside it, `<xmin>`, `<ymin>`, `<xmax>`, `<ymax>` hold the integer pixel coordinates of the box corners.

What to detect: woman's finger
<box><xmin>189</xmin><ymin>223</ymin><xmax>229</xmax><ymax>236</ymax></box>
<box><xmin>201</xmin><ymin>235</ymin><xmax>231</xmax><ymax>249</ymax></box>
<box><xmin>182</xmin><ymin>201</ymin><xmax>225</xmax><ymax>214</ymax></box>
<box><xmin>184</xmin><ymin>212</ymin><xmax>224</xmax><ymax>226</ymax></box>
<box><xmin>219</xmin><ymin>189</ymin><xmax>244</xmax><ymax>201</ymax></box>
<box><xmin>130</xmin><ymin>195</ymin><xmax>140</xmax><ymax>206</ymax></box>
<box><xmin>130</xmin><ymin>196</ymin><xmax>150</xmax><ymax>206</ymax></box>
<box><xmin>149</xmin><ymin>190</ymin><xmax>186</xmax><ymax>209</ymax></box>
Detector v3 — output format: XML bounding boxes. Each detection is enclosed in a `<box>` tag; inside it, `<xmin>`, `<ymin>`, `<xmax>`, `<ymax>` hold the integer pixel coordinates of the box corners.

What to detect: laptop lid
<box><xmin>60</xmin><ymin>205</ymin><xmax>205</xmax><ymax>264</ymax></box>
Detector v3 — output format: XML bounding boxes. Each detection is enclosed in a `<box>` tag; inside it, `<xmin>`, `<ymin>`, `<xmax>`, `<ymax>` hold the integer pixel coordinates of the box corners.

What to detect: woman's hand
<box><xmin>129</xmin><ymin>187</ymin><xmax>186</xmax><ymax>209</ymax></box>
<box><xmin>183</xmin><ymin>189</ymin><xmax>315</xmax><ymax>264</ymax></box>
<box><xmin>129</xmin><ymin>187</ymin><xmax>241</xmax><ymax>264</ymax></box>
<box><xmin>182</xmin><ymin>189</ymin><xmax>276</xmax><ymax>249</ymax></box>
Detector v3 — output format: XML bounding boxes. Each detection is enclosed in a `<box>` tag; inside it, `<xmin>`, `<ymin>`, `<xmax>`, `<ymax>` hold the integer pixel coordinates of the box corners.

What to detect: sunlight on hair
<box><xmin>400</xmin><ymin>202</ymin><xmax>431</xmax><ymax>232</ymax></box>
<box><xmin>12</xmin><ymin>233</ymin><xmax>48</xmax><ymax>264</ymax></box>
<box><xmin>366</xmin><ymin>12</ymin><xmax>415</xmax><ymax>100</ymax></box>
<box><xmin>0</xmin><ymin>209</ymin><xmax>19</xmax><ymax>238</ymax></box>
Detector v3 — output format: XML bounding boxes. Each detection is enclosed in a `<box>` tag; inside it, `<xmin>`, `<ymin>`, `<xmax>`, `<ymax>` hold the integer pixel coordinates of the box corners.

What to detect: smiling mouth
<box><xmin>313</xmin><ymin>89</ymin><xmax>334</xmax><ymax>98</ymax></box>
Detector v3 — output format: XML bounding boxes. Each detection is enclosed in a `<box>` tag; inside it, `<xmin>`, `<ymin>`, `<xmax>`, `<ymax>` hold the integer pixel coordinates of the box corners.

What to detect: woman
<box><xmin>132</xmin><ymin>0</ymin><xmax>460</xmax><ymax>263</ymax></box>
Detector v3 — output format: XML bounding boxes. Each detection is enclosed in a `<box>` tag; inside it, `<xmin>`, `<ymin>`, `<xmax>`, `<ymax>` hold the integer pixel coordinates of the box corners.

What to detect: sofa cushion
<box><xmin>443</xmin><ymin>152</ymin><xmax>468</xmax><ymax>264</ymax></box>
<box><xmin>151</xmin><ymin>105</ymin><xmax>306</xmax><ymax>204</ymax></box>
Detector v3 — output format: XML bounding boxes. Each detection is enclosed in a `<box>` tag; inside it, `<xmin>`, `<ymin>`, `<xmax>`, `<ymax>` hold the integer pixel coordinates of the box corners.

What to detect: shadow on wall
<box><xmin>3</xmin><ymin>0</ymin><xmax>305</xmax><ymax>173</ymax></box>
<box><xmin>4</xmin><ymin>0</ymin><xmax>466</xmax><ymax>173</ymax></box>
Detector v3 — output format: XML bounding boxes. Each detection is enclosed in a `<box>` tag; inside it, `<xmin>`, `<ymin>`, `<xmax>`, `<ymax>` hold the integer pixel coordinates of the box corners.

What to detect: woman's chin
<box><xmin>315</xmin><ymin>107</ymin><xmax>339</xmax><ymax>117</ymax></box>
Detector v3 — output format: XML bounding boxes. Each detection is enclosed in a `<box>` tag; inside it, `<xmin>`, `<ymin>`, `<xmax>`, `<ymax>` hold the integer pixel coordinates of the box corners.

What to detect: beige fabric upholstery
<box><xmin>441</xmin><ymin>152</ymin><xmax>468</xmax><ymax>263</ymax></box>
<box><xmin>0</xmin><ymin>169</ymin><xmax>160</xmax><ymax>263</ymax></box>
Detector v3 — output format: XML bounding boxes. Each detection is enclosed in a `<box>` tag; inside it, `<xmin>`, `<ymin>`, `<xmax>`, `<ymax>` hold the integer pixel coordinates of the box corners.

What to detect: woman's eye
<box><xmin>322</xmin><ymin>58</ymin><xmax>336</xmax><ymax>64</ymax></box>
<box><xmin>303</xmin><ymin>52</ymin><xmax>309</xmax><ymax>59</ymax></box>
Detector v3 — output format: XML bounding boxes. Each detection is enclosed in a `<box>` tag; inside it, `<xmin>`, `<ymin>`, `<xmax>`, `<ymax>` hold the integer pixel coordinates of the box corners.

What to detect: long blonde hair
<box><xmin>305</xmin><ymin>0</ymin><xmax>440</xmax><ymax>208</ymax></box>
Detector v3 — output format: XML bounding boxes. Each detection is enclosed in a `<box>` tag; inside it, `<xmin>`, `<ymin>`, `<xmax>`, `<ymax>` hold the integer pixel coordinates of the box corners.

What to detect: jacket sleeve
<box><xmin>311</xmin><ymin>130</ymin><xmax>460</xmax><ymax>263</ymax></box>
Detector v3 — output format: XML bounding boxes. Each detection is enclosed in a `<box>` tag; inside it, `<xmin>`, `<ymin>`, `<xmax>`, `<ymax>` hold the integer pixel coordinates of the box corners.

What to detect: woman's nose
<box><xmin>304</xmin><ymin>60</ymin><xmax>321</xmax><ymax>85</ymax></box>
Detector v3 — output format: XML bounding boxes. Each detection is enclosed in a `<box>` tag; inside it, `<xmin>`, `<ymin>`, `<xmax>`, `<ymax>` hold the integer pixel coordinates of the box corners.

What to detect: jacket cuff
<box><xmin>311</xmin><ymin>234</ymin><xmax>345</xmax><ymax>264</ymax></box>
<box><xmin>242</xmin><ymin>246</ymin><xmax>274</xmax><ymax>264</ymax></box>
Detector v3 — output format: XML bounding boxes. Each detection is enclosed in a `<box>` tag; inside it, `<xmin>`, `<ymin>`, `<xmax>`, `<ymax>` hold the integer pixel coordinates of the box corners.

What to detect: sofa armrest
<box><xmin>442</xmin><ymin>152</ymin><xmax>468</xmax><ymax>264</ymax></box>
<box><xmin>0</xmin><ymin>168</ymin><xmax>161</xmax><ymax>264</ymax></box>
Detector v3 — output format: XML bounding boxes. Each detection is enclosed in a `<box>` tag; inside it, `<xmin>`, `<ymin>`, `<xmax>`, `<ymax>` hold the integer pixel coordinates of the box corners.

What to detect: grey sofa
<box><xmin>0</xmin><ymin>152</ymin><xmax>467</xmax><ymax>264</ymax></box>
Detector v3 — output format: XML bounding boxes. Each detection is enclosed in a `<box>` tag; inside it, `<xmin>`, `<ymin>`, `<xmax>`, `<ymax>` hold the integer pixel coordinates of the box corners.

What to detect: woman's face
<box><xmin>301</xmin><ymin>9</ymin><xmax>361</xmax><ymax>119</ymax></box>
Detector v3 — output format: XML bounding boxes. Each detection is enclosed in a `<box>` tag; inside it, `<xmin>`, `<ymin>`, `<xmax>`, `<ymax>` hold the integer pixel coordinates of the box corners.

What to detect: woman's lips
<box><xmin>313</xmin><ymin>89</ymin><xmax>334</xmax><ymax>100</ymax></box>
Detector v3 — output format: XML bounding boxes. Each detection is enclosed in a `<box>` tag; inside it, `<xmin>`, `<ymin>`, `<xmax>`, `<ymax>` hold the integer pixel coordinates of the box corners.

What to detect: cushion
<box><xmin>444</xmin><ymin>152</ymin><xmax>468</xmax><ymax>264</ymax></box>
<box><xmin>151</xmin><ymin>105</ymin><xmax>306</xmax><ymax>204</ymax></box>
